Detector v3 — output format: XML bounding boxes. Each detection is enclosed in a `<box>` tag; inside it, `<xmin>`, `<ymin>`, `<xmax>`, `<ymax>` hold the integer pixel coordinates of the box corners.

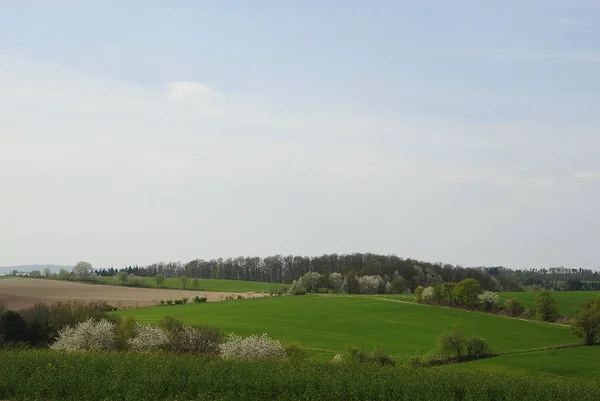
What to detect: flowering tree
<box><xmin>51</xmin><ymin>318</ymin><xmax>116</xmax><ymax>351</ymax></box>
<box><xmin>220</xmin><ymin>333</ymin><xmax>284</xmax><ymax>360</ymax></box>
<box><xmin>478</xmin><ymin>291</ymin><xmax>499</xmax><ymax>311</ymax></box>
<box><xmin>328</xmin><ymin>272</ymin><xmax>343</xmax><ymax>293</ymax></box>
<box><xmin>358</xmin><ymin>275</ymin><xmax>384</xmax><ymax>294</ymax></box>
<box><xmin>421</xmin><ymin>287</ymin><xmax>436</xmax><ymax>304</ymax></box>
<box><xmin>127</xmin><ymin>323</ymin><xmax>169</xmax><ymax>352</ymax></box>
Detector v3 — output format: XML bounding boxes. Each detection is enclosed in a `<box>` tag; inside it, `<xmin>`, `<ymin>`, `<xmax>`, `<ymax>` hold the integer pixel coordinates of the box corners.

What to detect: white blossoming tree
<box><xmin>220</xmin><ymin>333</ymin><xmax>284</xmax><ymax>360</ymax></box>
<box><xmin>51</xmin><ymin>318</ymin><xmax>116</xmax><ymax>351</ymax></box>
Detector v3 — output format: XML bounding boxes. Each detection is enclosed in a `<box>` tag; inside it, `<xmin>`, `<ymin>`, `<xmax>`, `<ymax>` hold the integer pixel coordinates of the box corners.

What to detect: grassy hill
<box><xmin>115</xmin><ymin>295</ymin><xmax>576</xmax><ymax>360</ymax></box>
<box><xmin>100</xmin><ymin>276</ymin><xmax>287</xmax><ymax>293</ymax></box>
<box><xmin>444</xmin><ymin>346</ymin><xmax>600</xmax><ymax>378</ymax></box>
<box><xmin>499</xmin><ymin>291</ymin><xmax>600</xmax><ymax>317</ymax></box>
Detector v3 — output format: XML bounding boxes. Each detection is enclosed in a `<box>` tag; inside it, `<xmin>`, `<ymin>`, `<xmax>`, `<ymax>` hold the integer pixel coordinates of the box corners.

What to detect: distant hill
<box><xmin>0</xmin><ymin>264</ymin><xmax>72</xmax><ymax>275</ymax></box>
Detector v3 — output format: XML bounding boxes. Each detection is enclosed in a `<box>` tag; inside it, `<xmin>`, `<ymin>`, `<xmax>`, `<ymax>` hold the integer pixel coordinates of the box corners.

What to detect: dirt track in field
<box><xmin>0</xmin><ymin>278</ymin><xmax>268</xmax><ymax>310</ymax></box>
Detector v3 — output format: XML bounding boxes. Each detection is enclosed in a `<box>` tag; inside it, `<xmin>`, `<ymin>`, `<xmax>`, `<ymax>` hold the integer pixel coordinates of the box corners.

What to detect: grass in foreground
<box><xmin>1</xmin><ymin>350</ymin><xmax>599</xmax><ymax>401</ymax></box>
<box><xmin>499</xmin><ymin>291</ymin><xmax>600</xmax><ymax>317</ymax></box>
<box><xmin>116</xmin><ymin>295</ymin><xmax>576</xmax><ymax>359</ymax></box>
<box><xmin>100</xmin><ymin>276</ymin><xmax>287</xmax><ymax>293</ymax></box>
<box><xmin>444</xmin><ymin>345</ymin><xmax>600</xmax><ymax>378</ymax></box>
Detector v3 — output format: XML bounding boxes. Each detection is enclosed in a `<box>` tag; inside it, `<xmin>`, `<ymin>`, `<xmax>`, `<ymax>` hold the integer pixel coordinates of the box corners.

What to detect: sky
<box><xmin>1</xmin><ymin>1</ymin><xmax>599</xmax><ymax>270</ymax></box>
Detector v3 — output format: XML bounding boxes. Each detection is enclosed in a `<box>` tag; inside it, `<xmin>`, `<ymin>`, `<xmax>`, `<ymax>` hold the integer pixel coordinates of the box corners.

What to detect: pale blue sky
<box><xmin>1</xmin><ymin>1</ymin><xmax>599</xmax><ymax>269</ymax></box>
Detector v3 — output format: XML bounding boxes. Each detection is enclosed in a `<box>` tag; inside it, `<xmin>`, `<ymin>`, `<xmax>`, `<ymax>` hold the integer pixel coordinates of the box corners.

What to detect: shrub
<box><xmin>357</xmin><ymin>275</ymin><xmax>385</xmax><ymax>294</ymax></box>
<box><xmin>158</xmin><ymin>316</ymin><xmax>183</xmax><ymax>334</ymax></box>
<box><xmin>535</xmin><ymin>290</ymin><xmax>558</xmax><ymax>322</ymax></box>
<box><xmin>0</xmin><ymin>310</ymin><xmax>31</xmax><ymax>346</ymax></box>
<box><xmin>571</xmin><ymin>298</ymin><xmax>600</xmax><ymax>345</ymax></box>
<box><xmin>414</xmin><ymin>286</ymin><xmax>425</xmax><ymax>303</ymax></box>
<box><xmin>289</xmin><ymin>279</ymin><xmax>307</xmax><ymax>295</ymax></box>
<box><xmin>166</xmin><ymin>326</ymin><xmax>220</xmax><ymax>356</ymax></box>
<box><xmin>220</xmin><ymin>333</ymin><xmax>285</xmax><ymax>360</ymax></box>
<box><xmin>237</xmin><ymin>295</ymin><xmax>244</xmax><ymax>300</ymax></box>
<box><xmin>345</xmin><ymin>344</ymin><xmax>395</xmax><ymax>366</ymax></box>
<box><xmin>165</xmin><ymin>299</ymin><xmax>174</xmax><ymax>305</ymax></box>
<box><xmin>452</xmin><ymin>279</ymin><xmax>482</xmax><ymax>309</ymax></box>
<box><xmin>50</xmin><ymin>318</ymin><xmax>116</xmax><ymax>351</ymax></box>
<box><xmin>437</xmin><ymin>327</ymin><xmax>466</xmax><ymax>360</ymax></box>
<box><xmin>182</xmin><ymin>297</ymin><xmax>189</xmax><ymax>304</ymax></box>
<box><xmin>0</xmin><ymin>300</ymin><xmax>7</xmax><ymax>314</ymax></box>
<box><xmin>159</xmin><ymin>300</ymin><xmax>165</xmax><ymax>306</ymax></box>
<box><xmin>115</xmin><ymin>316</ymin><xmax>138</xmax><ymax>350</ymax></box>
<box><xmin>283</xmin><ymin>342</ymin><xmax>309</xmax><ymax>362</ymax></box>
<box><xmin>465</xmin><ymin>336</ymin><xmax>489</xmax><ymax>359</ymax></box>
<box><xmin>440</xmin><ymin>283</ymin><xmax>456</xmax><ymax>306</ymax></box>
<box><xmin>421</xmin><ymin>287</ymin><xmax>436</xmax><ymax>304</ymax></box>
<box><xmin>478</xmin><ymin>291</ymin><xmax>499</xmax><ymax>311</ymax></box>
<box><xmin>128</xmin><ymin>323</ymin><xmax>170</xmax><ymax>352</ymax></box>
<box><xmin>193</xmin><ymin>296</ymin><xmax>208</xmax><ymax>303</ymax></box>
<box><xmin>504</xmin><ymin>298</ymin><xmax>524</xmax><ymax>317</ymax></box>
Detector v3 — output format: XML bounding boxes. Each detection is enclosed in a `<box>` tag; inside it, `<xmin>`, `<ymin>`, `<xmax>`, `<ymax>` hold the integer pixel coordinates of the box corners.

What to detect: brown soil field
<box><xmin>0</xmin><ymin>278</ymin><xmax>268</xmax><ymax>310</ymax></box>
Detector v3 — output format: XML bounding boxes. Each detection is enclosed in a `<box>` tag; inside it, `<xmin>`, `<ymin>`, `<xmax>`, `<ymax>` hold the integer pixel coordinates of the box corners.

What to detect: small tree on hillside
<box><xmin>504</xmin><ymin>297</ymin><xmax>524</xmax><ymax>317</ymax></box>
<box><xmin>437</xmin><ymin>326</ymin><xmax>466</xmax><ymax>360</ymax></box>
<box><xmin>116</xmin><ymin>271</ymin><xmax>128</xmax><ymax>286</ymax></box>
<box><xmin>192</xmin><ymin>278</ymin><xmax>200</xmax><ymax>290</ymax></box>
<box><xmin>72</xmin><ymin>262</ymin><xmax>92</xmax><ymax>279</ymax></box>
<box><xmin>155</xmin><ymin>274</ymin><xmax>165</xmax><ymax>289</ymax></box>
<box><xmin>414</xmin><ymin>286</ymin><xmax>425</xmax><ymax>303</ymax></box>
<box><xmin>440</xmin><ymin>282</ymin><xmax>456</xmax><ymax>306</ymax></box>
<box><xmin>180</xmin><ymin>275</ymin><xmax>189</xmax><ymax>290</ymax></box>
<box><xmin>452</xmin><ymin>279</ymin><xmax>482</xmax><ymax>309</ymax></box>
<box><xmin>571</xmin><ymin>298</ymin><xmax>600</xmax><ymax>345</ymax></box>
<box><xmin>344</xmin><ymin>273</ymin><xmax>360</xmax><ymax>294</ymax></box>
<box><xmin>535</xmin><ymin>290</ymin><xmax>558</xmax><ymax>322</ymax></box>
<box><xmin>328</xmin><ymin>272</ymin><xmax>343</xmax><ymax>294</ymax></box>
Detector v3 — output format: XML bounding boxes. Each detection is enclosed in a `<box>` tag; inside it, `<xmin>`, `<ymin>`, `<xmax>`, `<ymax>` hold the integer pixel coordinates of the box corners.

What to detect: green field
<box><xmin>116</xmin><ymin>295</ymin><xmax>576</xmax><ymax>359</ymax></box>
<box><xmin>445</xmin><ymin>346</ymin><xmax>600</xmax><ymax>378</ymax></box>
<box><xmin>100</xmin><ymin>276</ymin><xmax>287</xmax><ymax>293</ymax></box>
<box><xmin>3</xmin><ymin>350</ymin><xmax>599</xmax><ymax>401</ymax></box>
<box><xmin>499</xmin><ymin>291</ymin><xmax>600</xmax><ymax>317</ymax></box>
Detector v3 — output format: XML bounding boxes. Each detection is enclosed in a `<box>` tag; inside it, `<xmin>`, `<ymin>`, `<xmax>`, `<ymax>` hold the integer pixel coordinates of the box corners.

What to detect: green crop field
<box><xmin>499</xmin><ymin>291</ymin><xmax>600</xmax><ymax>317</ymax></box>
<box><xmin>99</xmin><ymin>276</ymin><xmax>287</xmax><ymax>293</ymax></box>
<box><xmin>2</xmin><ymin>350</ymin><xmax>599</xmax><ymax>401</ymax></box>
<box><xmin>445</xmin><ymin>346</ymin><xmax>600</xmax><ymax>378</ymax></box>
<box><xmin>116</xmin><ymin>295</ymin><xmax>576</xmax><ymax>360</ymax></box>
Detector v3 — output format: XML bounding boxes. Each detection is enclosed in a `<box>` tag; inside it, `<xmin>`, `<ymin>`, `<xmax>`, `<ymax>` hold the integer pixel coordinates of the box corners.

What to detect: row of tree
<box><xmin>10</xmin><ymin>254</ymin><xmax>600</xmax><ymax>292</ymax></box>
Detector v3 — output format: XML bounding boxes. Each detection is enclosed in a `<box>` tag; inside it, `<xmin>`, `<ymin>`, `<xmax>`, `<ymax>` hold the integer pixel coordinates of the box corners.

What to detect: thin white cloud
<box><xmin>166</xmin><ymin>81</ymin><xmax>221</xmax><ymax>99</ymax></box>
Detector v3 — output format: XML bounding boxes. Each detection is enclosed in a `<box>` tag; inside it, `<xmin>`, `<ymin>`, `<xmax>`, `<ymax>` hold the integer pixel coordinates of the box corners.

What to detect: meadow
<box><xmin>499</xmin><ymin>291</ymin><xmax>600</xmax><ymax>317</ymax></box>
<box><xmin>446</xmin><ymin>345</ymin><xmax>600</xmax><ymax>378</ymax></box>
<box><xmin>116</xmin><ymin>295</ymin><xmax>576</xmax><ymax>360</ymax></box>
<box><xmin>1</xmin><ymin>350</ymin><xmax>599</xmax><ymax>401</ymax></box>
<box><xmin>100</xmin><ymin>276</ymin><xmax>287</xmax><ymax>293</ymax></box>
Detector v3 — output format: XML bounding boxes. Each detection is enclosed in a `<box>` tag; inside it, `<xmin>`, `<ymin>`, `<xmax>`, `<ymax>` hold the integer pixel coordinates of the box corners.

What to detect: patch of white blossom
<box><xmin>220</xmin><ymin>333</ymin><xmax>285</xmax><ymax>360</ymax></box>
<box><xmin>127</xmin><ymin>323</ymin><xmax>169</xmax><ymax>352</ymax></box>
<box><xmin>50</xmin><ymin>318</ymin><xmax>116</xmax><ymax>351</ymax></box>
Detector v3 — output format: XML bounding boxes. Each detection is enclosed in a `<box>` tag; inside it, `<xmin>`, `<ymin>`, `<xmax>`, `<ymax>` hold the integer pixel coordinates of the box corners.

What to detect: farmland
<box><xmin>1</xmin><ymin>350</ymin><xmax>599</xmax><ymax>401</ymax></box>
<box><xmin>499</xmin><ymin>291</ymin><xmax>600</xmax><ymax>317</ymax></box>
<box><xmin>445</xmin><ymin>345</ymin><xmax>600</xmax><ymax>378</ymax></box>
<box><xmin>0</xmin><ymin>278</ymin><xmax>270</xmax><ymax>310</ymax></box>
<box><xmin>116</xmin><ymin>295</ymin><xmax>576</xmax><ymax>359</ymax></box>
<box><xmin>99</xmin><ymin>276</ymin><xmax>288</xmax><ymax>293</ymax></box>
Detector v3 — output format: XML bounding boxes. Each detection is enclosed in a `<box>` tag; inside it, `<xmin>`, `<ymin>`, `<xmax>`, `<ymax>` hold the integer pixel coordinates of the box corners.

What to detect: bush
<box><xmin>182</xmin><ymin>297</ymin><xmax>189</xmax><ymax>304</ymax></box>
<box><xmin>220</xmin><ymin>333</ymin><xmax>285</xmax><ymax>360</ymax></box>
<box><xmin>421</xmin><ymin>287</ymin><xmax>436</xmax><ymax>304</ymax></box>
<box><xmin>465</xmin><ymin>336</ymin><xmax>489</xmax><ymax>359</ymax></box>
<box><xmin>166</xmin><ymin>326</ymin><xmax>220</xmax><ymax>356</ymax></box>
<box><xmin>414</xmin><ymin>286</ymin><xmax>425</xmax><ymax>303</ymax></box>
<box><xmin>128</xmin><ymin>323</ymin><xmax>170</xmax><ymax>352</ymax></box>
<box><xmin>478</xmin><ymin>291</ymin><xmax>499</xmax><ymax>311</ymax></box>
<box><xmin>158</xmin><ymin>316</ymin><xmax>183</xmax><ymax>334</ymax></box>
<box><xmin>437</xmin><ymin>327</ymin><xmax>466</xmax><ymax>360</ymax></box>
<box><xmin>289</xmin><ymin>279</ymin><xmax>307</xmax><ymax>295</ymax></box>
<box><xmin>283</xmin><ymin>342</ymin><xmax>309</xmax><ymax>362</ymax></box>
<box><xmin>115</xmin><ymin>316</ymin><xmax>138</xmax><ymax>350</ymax></box>
<box><xmin>571</xmin><ymin>298</ymin><xmax>600</xmax><ymax>345</ymax></box>
<box><xmin>0</xmin><ymin>300</ymin><xmax>7</xmax><ymax>314</ymax></box>
<box><xmin>504</xmin><ymin>298</ymin><xmax>524</xmax><ymax>317</ymax></box>
<box><xmin>193</xmin><ymin>296</ymin><xmax>208</xmax><ymax>303</ymax></box>
<box><xmin>345</xmin><ymin>344</ymin><xmax>395</xmax><ymax>366</ymax></box>
<box><xmin>535</xmin><ymin>290</ymin><xmax>558</xmax><ymax>322</ymax></box>
<box><xmin>159</xmin><ymin>300</ymin><xmax>165</xmax><ymax>306</ymax></box>
<box><xmin>452</xmin><ymin>279</ymin><xmax>482</xmax><ymax>309</ymax></box>
<box><xmin>0</xmin><ymin>310</ymin><xmax>31</xmax><ymax>346</ymax></box>
<box><xmin>50</xmin><ymin>318</ymin><xmax>116</xmax><ymax>351</ymax></box>
<box><xmin>165</xmin><ymin>299</ymin><xmax>174</xmax><ymax>305</ymax></box>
